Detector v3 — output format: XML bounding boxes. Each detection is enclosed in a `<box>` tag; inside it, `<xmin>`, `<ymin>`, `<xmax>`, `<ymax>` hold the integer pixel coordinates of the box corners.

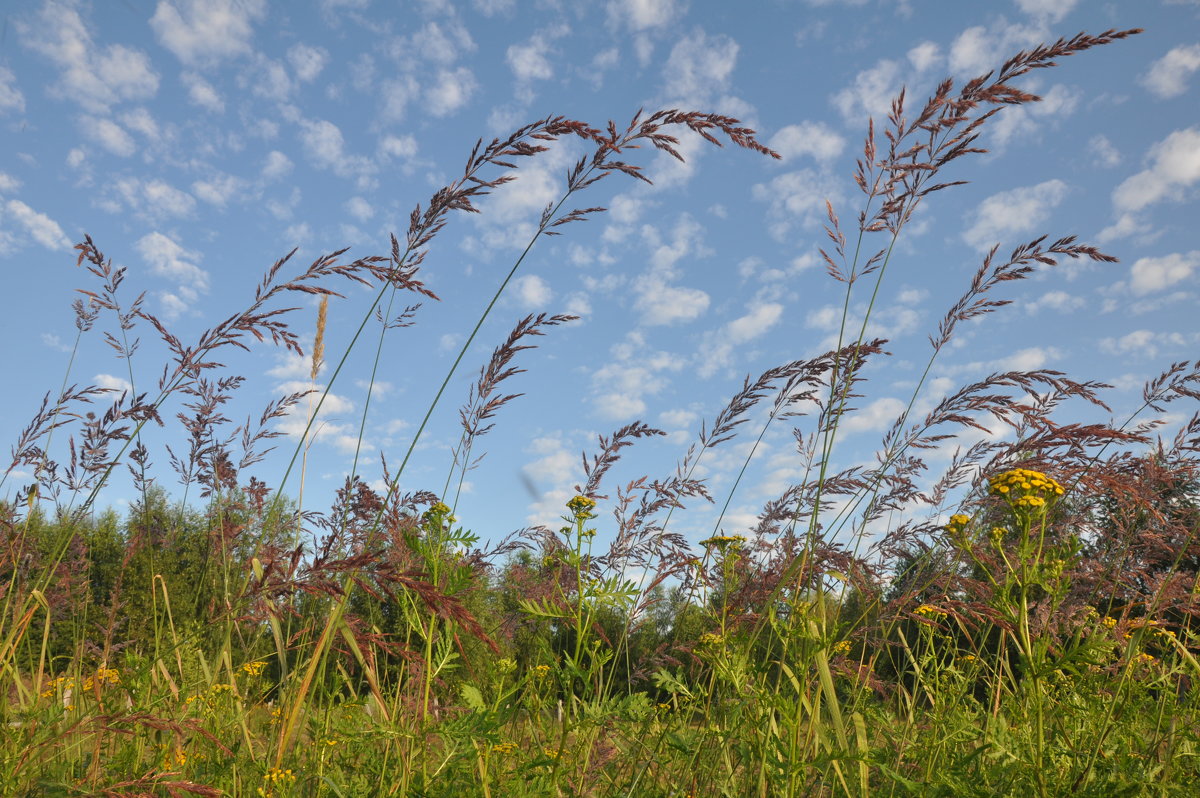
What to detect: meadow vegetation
<box><xmin>6</xmin><ymin>25</ymin><xmax>1200</xmax><ymax>797</ymax></box>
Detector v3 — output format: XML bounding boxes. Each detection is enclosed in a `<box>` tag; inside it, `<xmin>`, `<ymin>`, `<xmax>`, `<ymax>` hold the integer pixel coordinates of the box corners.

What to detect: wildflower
<box><xmin>832</xmin><ymin>640</ymin><xmax>852</xmax><ymax>655</ymax></box>
<box><xmin>699</xmin><ymin>534</ymin><xmax>747</xmax><ymax>550</ymax></box>
<box><xmin>242</xmin><ymin>660</ymin><xmax>267</xmax><ymax>677</ymax></box>
<box><xmin>1135</xmin><ymin>652</ymin><xmax>1157</xmax><ymax>666</ymax></box>
<box><xmin>542</xmin><ymin>747</ymin><xmax>560</xmax><ymax>760</ymax></box>
<box><xmin>1101</xmin><ymin>616</ymin><xmax>1117</xmax><ymax>629</ymax></box>
<box><xmin>257</xmin><ymin>767</ymin><xmax>297</xmax><ymax>797</ymax></box>
<box><xmin>532</xmin><ymin>664</ymin><xmax>551</xmax><ymax>679</ymax></box>
<box><xmin>958</xmin><ymin>654</ymin><xmax>978</xmax><ymax>664</ymax></box>
<box><xmin>914</xmin><ymin>604</ymin><xmax>948</xmax><ymax>619</ymax></box>
<box><xmin>492</xmin><ymin>741</ymin><xmax>519</xmax><ymax>755</ymax></box>
<box><xmin>566</xmin><ymin>494</ymin><xmax>597</xmax><ymax>518</ymax></box>
<box><xmin>698</xmin><ymin>632</ymin><xmax>724</xmax><ymax>647</ymax></box>
<box><xmin>497</xmin><ymin>658</ymin><xmax>517</xmax><ymax>675</ymax></box>
<box><xmin>988</xmin><ymin>468</ymin><xmax>1065</xmax><ymax>513</ymax></box>
<box><xmin>945</xmin><ymin>514</ymin><xmax>971</xmax><ymax>534</ymax></box>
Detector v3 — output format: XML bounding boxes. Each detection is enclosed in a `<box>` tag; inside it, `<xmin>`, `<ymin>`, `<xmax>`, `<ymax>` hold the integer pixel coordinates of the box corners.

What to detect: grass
<box><xmin>4</xmin><ymin>23</ymin><xmax>1200</xmax><ymax>798</ymax></box>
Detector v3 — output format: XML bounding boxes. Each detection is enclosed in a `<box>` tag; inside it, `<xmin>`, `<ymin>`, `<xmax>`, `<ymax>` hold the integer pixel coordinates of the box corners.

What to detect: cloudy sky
<box><xmin>1</xmin><ymin>0</ymin><xmax>1197</xmax><ymax>547</ymax></box>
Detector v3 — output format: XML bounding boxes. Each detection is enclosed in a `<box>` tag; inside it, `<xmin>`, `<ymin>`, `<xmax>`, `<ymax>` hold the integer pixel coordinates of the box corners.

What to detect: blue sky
<box><xmin>1</xmin><ymin>0</ymin><xmax>1197</xmax><ymax>550</ymax></box>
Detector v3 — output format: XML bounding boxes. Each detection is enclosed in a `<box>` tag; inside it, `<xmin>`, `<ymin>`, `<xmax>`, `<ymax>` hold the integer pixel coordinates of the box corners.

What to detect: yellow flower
<box><xmin>542</xmin><ymin>747</ymin><xmax>560</xmax><ymax>760</ymax></box>
<box><xmin>532</xmin><ymin>664</ymin><xmax>551</xmax><ymax>678</ymax></box>
<box><xmin>698</xmin><ymin>632</ymin><xmax>725</xmax><ymax>646</ymax></box>
<box><xmin>1101</xmin><ymin>616</ymin><xmax>1117</xmax><ymax>629</ymax></box>
<box><xmin>699</xmin><ymin>534</ymin><xmax>747</xmax><ymax>550</ymax></box>
<box><xmin>914</xmin><ymin>604</ymin><xmax>948</xmax><ymax>619</ymax></box>
<box><xmin>242</xmin><ymin>661</ymin><xmax>267</xmax><ymax>677</ymax></box>
<box><xmin>987</xmin><ymin>468</ymin><xmax>1064</xmax><ymax>511</ymax></box>
<box><xmin>492</xmin><ymin>741</ymin><xmax>519</xmax><ymax>755</ymax></box>
<box><xmin>566</xmin><ymin>495</ymin><xmax>597</xmax><ymax>517</ymax></box>
<box><xmin>832</xmin><ymin>640</ymin><xmax>852</xmax><ymax>655</ymax></box>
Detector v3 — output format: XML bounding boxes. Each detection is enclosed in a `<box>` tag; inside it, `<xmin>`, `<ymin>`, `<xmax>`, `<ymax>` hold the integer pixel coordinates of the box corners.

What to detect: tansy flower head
<box><xmin>914</xmin><ymin>604</ymin><xmax>948</xmax><ymax>619</ymax></box>
<box><xmin>566</xmin><ymin>495</ymin><xmax>597</xmax><ymax>517</ymax></box>
<box><xmin>988</xmin><ymin>468</ymin><xmax>1064</xmax><ymax>511</ymax></box>
<box><xmin>699</xmin><ymin>534</ymin><xmax>747</xmax><ymax>550</ymax></box>
<box><xmin>832</xmin><ymin>640</ymin><xmax>852</xmax><ymax>655</ymax></box>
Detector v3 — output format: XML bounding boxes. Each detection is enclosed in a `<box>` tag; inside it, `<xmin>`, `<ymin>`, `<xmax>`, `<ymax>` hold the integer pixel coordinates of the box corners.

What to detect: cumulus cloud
<box><xmin>1129</xmin><ymin>251</ymin><xmax>1200</xmax><ymax>296</ymax></box>
<box><xmin>151</xmin><ymin>0</ymin><xmax>268</xmax><ymax>67</ymax></box>
<box><xmin>1025</xmin><ymin>289</ymin><xmax>1085</xmax><ymax>314</ymax></box>
<box><xmin>20</xmin><ymin>1</ymin><xmax>159</xmax><ymax>113</ymax></box>
<box><xmin>0</xmin><ymin>173</ymin><xmax>20</xmax><ymax>193</ymax></box>
<box><xmin>832</xmin><ymin>58</ymin><xmax>902</xmax><ymax>123</ymax></box>
<box><xmin>80</xmin><ymin>116</ymin><xmax>137</xmax><ymax>157</ymax></box>
<box><xmin>1112</xmin><ymin>127</ymin><xmax>1200</xmax><ymax>213</ymax></box>
<box><xmin>592</xmin><ymin>331</ymin><xmax>684</xmax><ymax>420</ymax></box>
<box><xmin>1087</xmin><ymin>134</ymin><xmax>1121</xmax><ymax>168</ymax></box>
<box><xmin>288</xmin><ymin>43</ymin><xmax>330</xmax><ymax>82</ymax></box>
<box><xmin>192</xmin><ymin>172</ymin><xmax>244</xmax><ymax>207</ymax></box>
<box><xmin>632</xmin><ymin>214</ymin><xmax>713</xmax><ymax>326</ymax></box>
<box><xmin>606</xmin><ymin>0</ymin><xmax>680</xmax><ymax>30</ymax></box>
<box><xmin>907</xmin><ymin>41</ymin><xmax>941</xmax><ymax>72</ymax></box>
<box><xmin>426</xmin><ymin>67</ymin><xmax>477</xmax><ymax>116</ymax></box>
<box><xmin>962</xmin><ymin>179</ymin><xmax>1068</xmax><ymax>251</ymax></box>
<box><xmin>753</xmin><ymin>168</ymin><xmax>844</xmax><ymax>242</ymax></box>
<box><xmin>661</xmin><ymin>29</ymin><xmax>739</xmax><ymax>106</ymax></box>
<box><xmin>345</xmin><ymin>196</ymin><xmax>374</xmax><ymax>222</ymax></box>
<box><xmin>181</xmin><ymin>71</ymin><xmax>224</xmax><ymax>113</ymax></box>
<box><xmin>4</xmin><ymin>200</ymin><xmax>72</xmax><ymax>250</ymax></box>
<box><xmin>0</xmin><ymin>67</ymin><xmax>25</xmax><ymax>115</ymax></box>
<box><xmin>768</xmin><ymin>122</ymin><xmax>844</xmax><ymax>164</ymax></box>
<box><xmin>378</xmin><ymin>134</ymin><xmax>418</xmax><ymax>161</ymax></box>
<box><xmin>135</xmin><ymin>232</ymin><xmax>208</xmax><ymax>317</ymax></box>
<box><xmin>1099</xmin><ymin>329</ymin><xmax>1191</xmax><ymax>359</ymax></box>
<box><xmin>262</xmin><ymin>150</ymin><xmax>293</xmax><ymax>180</ymax></box>
<box><xmin>513</xmin><ymin>274</ymin><xmax>552</xmax><ymax>308</ymax></box>
<box><xmin>298</xmin><ymin>117</ymin><xmax>374</xmax><ymax>178</ymax></box>
<box><xmin>1014</xmin><ymin>0</ymin><xmax>1078</xmax><ymax>23</ymax></box>
<box><xmin>1141</xmin><ymin>44</ymin><xmax>1200</xmax><ymax>99</ymax></box>
<box><xmin>697</xmin><ymin>301</ymin><xmax>784</xmax><ymax>378</ymax></box>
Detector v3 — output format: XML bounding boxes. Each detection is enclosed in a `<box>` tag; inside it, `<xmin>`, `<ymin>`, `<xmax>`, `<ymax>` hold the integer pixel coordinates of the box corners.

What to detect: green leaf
<box><xmin>460</xmin><ymin>683</ymin><xmax>486</xmax><ymax>711</ymax></box>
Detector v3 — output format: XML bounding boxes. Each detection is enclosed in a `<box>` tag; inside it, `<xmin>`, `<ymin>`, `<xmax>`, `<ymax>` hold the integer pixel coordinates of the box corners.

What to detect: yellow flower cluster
<box><xmin>832</xmin><ymin>640</ymin><xmax>852</xmax><ymax>655</ymax></box>
<box><xmin>531</xmin><ymin>664</ymin><xmax>551</xmax><ymax>678</ymax></box>
<box><xmin>945</xmin><ymin>514</ymin><xmax>971</xmax><ymax>533</ymax></box>
<box><xmin>492</xmin><ymin>741</ymin><xmax>519</xmax><ymax>755</ymax></box>
<box><xmin>257</xmin><ymin>768</ymin><xmax>297</xmax><ymax>797</ymax></box>
<box><xmin>988</xmin><ymin>468</ymin><xmax>1064</xmax><ymax>512</ymax></box>
<box><xmin>958</xmin><ymin>654</ymin><xmax>978</xmax><ymax>663</ymax></box>
<box><xmin>698</xmin><ymin>632</ymin><xmax>724</xmax><ymax>646</ymax></box>
<box><xmin>1101</xmin><ymin>616</ymin><xmax>1117</xmax><ymax>629</ymax></box>
<box><xmin>242</xmin><ymin>660</ymin><xmax>267</xmax><ymax>677</ymax></box>
<box><xmin>699</xmin><ymin>534</ymin><xmax>747</xmax><ymax>549</ymax></box>
<box><xmin>914</xmin><ymin>604</ymin><xmax>948</xmax><ymax>619</ymax></box>
<box><xmin>40</xmin><ymin>667</ymin><xmax>120</xmax><ymax>699</ymax></box>
<box><xmin>542</xmin><ymin>747</ymin><xmax>560</xmax><ymax>760</ymax></box>
<box><xmin>566</xmin><ymin>495</ymin><xmax>597</xmax><ymax>516</ymax></box>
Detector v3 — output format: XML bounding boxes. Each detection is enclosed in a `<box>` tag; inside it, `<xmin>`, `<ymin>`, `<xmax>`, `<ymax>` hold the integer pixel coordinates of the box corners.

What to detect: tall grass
<box><xmin>5</xmin><ymin>24</ymin><xmax>1200</xmax><ymax>798</ymax></box>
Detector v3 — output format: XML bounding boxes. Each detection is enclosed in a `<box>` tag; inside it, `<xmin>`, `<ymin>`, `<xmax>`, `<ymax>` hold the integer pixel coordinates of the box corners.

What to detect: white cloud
<box><xmin>181</xmin><ymin>71</ymin><xmax>224</xmax><ymax>112</ymax></box>
<box><xmin>833</xmin><ymin>58</ymin><xmax>901</xmax><ymax>123</ymax></box>
<box><xmin>1099</xmin><ymin>329</ymin><xmax>1190</xmax><ymax>358</ymax></box>
<box><xmin>135</xmin><ymin>232</ymin><xmax>209</xmax><ymax>297</ymax></box>
<box><xmin>752</xmin><ymin>168</ymin><xmax>844</xmax><ymax>241</ymax></box>
<box><xmin>192</xmin><ymin>173</ymin><xmax>244</xmax><ymax>207</ymax></box>
<box><xmin>288</xmin><ymin>43</ymin><xmax>330</xmax><ymax>82</ymax></box>
<box><xmin>262</xmin><ymin>150</ymin><xmax>293</xmax><ymax>180</ymax></box>
<box><xmin>20</xmin><ymin>2</ymin><xmax>159</xmax><ymax>113</ymax></box>
<box><xmin>426</xmin><ymin>67</ymin><xmax>477</xmax><ymax>116</ymax></box>
<box><xmin>0</xmin><ymin>173</ymin><xmax>20</xmax><ymax>193</ymax></box>
<box><xmin>390</xmin><ymin>20</ymin><xmax>476</xmax><ymax>67</ymax></box>
<box><xmin>298</xmin><ymin>118</ymin><xmax>373</xmax><ymax>178</ymax></box>
<box><xmin>1129</xmin><ymin>251</ymin><xmax>1200</xmax><ymax>296</ymax></box>
<box><xmin>768</xmin><ymin>122</ymin><xmax>844</xmax><ymax>164</ymax></box>
<box><xmin>379</xmin><ymin>134</ymin><xmax>418</xmax><ymax>160</ymax></box>
<box><xmin>81</xmin><ymin>116</ymin><xmax>136</xmax><ymax>157</ymax></box>
<box><xmin>513</xmin><ymin>274</ymin><xmax>552</xmax><ymax>307</ymax></box>
<box><xmin>628</xmin><ymin>214</ymin><xmax>714</xmax><ymax>326</ymax></box>
<box><xmin>840</xmin><ymin>397</ymin><xmax>906</xmax><ymax>434</ymax></box>
<box><xmin>661</xmin><ymin>29</ymin><xmax>739</xmax><ymax>105</ymax></box>
<box><xmin>1087</xmin><ymin>134</ymin><xmax>1121</xmax><ymax>168</ymax></box>
<box><xmin>94</xmin><ymin>374</ymin><xmax>133</xmax><ymax>394</ymax></box>
<box><xmin>1025</xmin><ymin>289</ymin><xmax>1084</xmax><ymax>314</ymax></box>
<box><xmin>506</xmin><ymin>25</ymin><xmax>568</xmax><ymax>88</ymax></box>
<box><xmin>151</xmin><ymin>0</ymin><xmax>267</xmax><ymax>67</ymax></box>
<box><xmin>697</xmin><ymin>301</ymin><xmax>784</xmax><ymax>378</ymax></box>
<box><xmin>1141</xmin><ymin>44</ymin><xmax>1200</xmax><ymax>99</ymax></box>
<box><xmin>592</xmin><ymin>332</ymin><xmax>684</xmax><ymax>420</ymax></box>
<box><xmin>1112</xmin><ymin>127</ymin><xmax>1200</xmax><ymax>213</ymax></box>
<box><xmin>345</xmin><ymin>196</ymin><xmax>374</xmax><ymax>222</ymax></box>
<box><xmin>907</xmin><ymin>41</ymin><xmax>941</xmax><ymax>72</ymax></box>
<box><xmin>1014</xmin><ymin>0</ymin><xmax>1078</xmax><ymax>23</ymax></box>
<box><xmin>962</xmin><ymin>179</ymin><xmax>1068</xmax><ymax>251</ymax></box>
<box><xmin>4</xmin><ymin>200</ymin><xmax>71</xmax><ymax>250</ymax></box>
<box><xmin>0</xmin><ymin>67</ymin><xmax>25</xmax><ymax>115</ymax></box>
<box><xmin>607</xmin><ymin>0</ymin><xmax>679</xmax><ymax>30</ymax></box>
